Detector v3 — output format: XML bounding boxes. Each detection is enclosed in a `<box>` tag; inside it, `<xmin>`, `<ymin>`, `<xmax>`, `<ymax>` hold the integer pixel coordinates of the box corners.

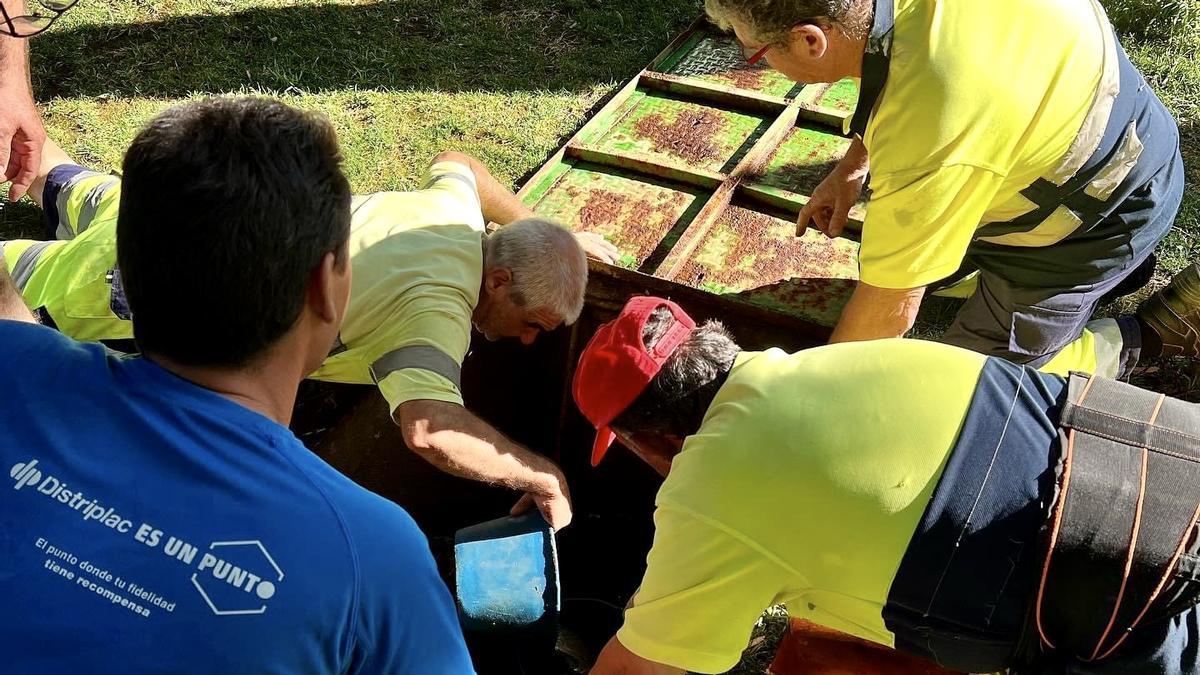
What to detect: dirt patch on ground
<box><xmin>632</xmin><ymin>108</ymin><xmax>727</xmax><ymax>166</ymax></box>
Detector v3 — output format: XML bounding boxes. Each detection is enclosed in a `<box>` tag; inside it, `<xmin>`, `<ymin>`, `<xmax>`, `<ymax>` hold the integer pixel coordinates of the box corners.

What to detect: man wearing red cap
<box><xmin>576</xmin><ymin>296</ymin><xmax>1200</xmax><ymax>674</ymax></box>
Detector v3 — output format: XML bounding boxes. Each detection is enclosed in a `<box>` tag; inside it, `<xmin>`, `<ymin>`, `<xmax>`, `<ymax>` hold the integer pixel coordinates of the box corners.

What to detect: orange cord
<box><xmin>1087</xmin><ymin>445</ymin><xmax>1149</xmax><ymax>660</ymax></box>
<box><xmin>1035</xmin><ymin>375</ymin><xmax>1097</xmax><ymax>651</ymax></box>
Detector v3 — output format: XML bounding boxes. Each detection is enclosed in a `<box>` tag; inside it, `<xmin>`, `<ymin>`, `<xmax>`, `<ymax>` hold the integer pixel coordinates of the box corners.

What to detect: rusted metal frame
<box><xmin>656</xmin><ymin>104</ymin><xmax>804</xmax><ymax>279</ymax></box>
<box><xmin>645</xmin><ymin>16</ymin><xmax>711</xmax><ymax>72</ymax></box>
<box><xmin>793</xmin><ymin>81</ymin><xmax>854</xmax><ymax>132</ymax></box>
<box><xmin>739</xmin><ymin>182</ymin><xmax>866</xmax><ymax>230</ymax></box>
<box><xmin>516</xmin><ymin>76</ymin><xmax>644</xmax><ymax>203</ymax></box>
<box><xmin>519</xmin><ymin>17</ymin><xmax>722</xmax><ymax>205</ymax></box>
<box><xmin>582</xmin><ymin>260</ymin><xmax>834</xmax><ymax>343</ymax></box>
<box><xmin>563</xmin><ymin>144</ymin><xmax>727</xmax><ymax>191</ymax></box>
<box><xmin>795</xmin><ymin>103</ymin><xmax>851</xmax><ymax>129</ymax></box>
<box><xmin>638</xmin><ymin>71</ymin><xmax>790</xmax><ymax>116</ymax></box>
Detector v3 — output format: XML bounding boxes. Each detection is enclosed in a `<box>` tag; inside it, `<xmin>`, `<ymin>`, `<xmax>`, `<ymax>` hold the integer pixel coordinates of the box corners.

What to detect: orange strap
<box><xmin>1035</xmin><ymin>375</ymin><xmax>1097</xmax><ymax>650</ymax></box>
<box><xmin>1037</xmin><ymin>385</ymin><xmax>1182</xmax><ymax>661</ymax></box>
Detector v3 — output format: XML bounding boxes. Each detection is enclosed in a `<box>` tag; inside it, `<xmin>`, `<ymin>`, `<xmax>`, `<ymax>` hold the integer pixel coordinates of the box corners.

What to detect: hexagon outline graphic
<box><xmin>191</xmin><ymin>539</ymin><xmax>285</xmax><ymax>616</ymax></box>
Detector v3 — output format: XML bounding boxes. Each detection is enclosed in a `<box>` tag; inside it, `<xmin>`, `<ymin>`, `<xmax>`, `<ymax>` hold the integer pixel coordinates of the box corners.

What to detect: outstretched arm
<box><xmin>1</xmin><ymin>1</ymin><xmax>46</xmax><ymax>202</ymax></box>
<box><xmin>828</xmin><ymin>281</ymin><xmax>926</xmax><ymax>343</ymax></box>
<box><xmin>0</xmin><ymin>253</ymin><xmax>34</xmax><ymax>322</ymax></box>
<box><xmin>434</xmin><ymin>150</ymin><xmax>533</xmax><ymax>226</ymax></box>
<box><xmin>433</xmin><ymin>149</ymin><xmax>620</xmax><ymax>263</ymax></box>
<box><xmin>395</xmin><ymin>399</ymin><xmax>573</xmax><ymax>530</ymax></box>
<box><xmin>591</xmin><ymin>637</ymin><xmax>684</xmax><ymax>675</ymax></box>
<box><xmin>26</xmin><ymin>135</ymin><xmax>74</xmax><ymax>207</ymax></box>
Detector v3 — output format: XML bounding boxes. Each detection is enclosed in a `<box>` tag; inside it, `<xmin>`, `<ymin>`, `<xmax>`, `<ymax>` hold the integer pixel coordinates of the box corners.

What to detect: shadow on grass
<box><xmin>33</xmin><ymin>0</ymin><xmax>700</xmax><ymax>100</ymax></box>
<box><xmin>0</xmin><ymin>200</ymin><xmax>47</xmax><ymax>241</ymax></box>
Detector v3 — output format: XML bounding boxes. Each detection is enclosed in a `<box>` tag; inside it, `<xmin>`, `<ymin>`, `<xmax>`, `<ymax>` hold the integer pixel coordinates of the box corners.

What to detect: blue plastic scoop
<box><xmin>454</xmin><ymin>511</ymin><xmax>561</xmax><ymax>633</ymax></box>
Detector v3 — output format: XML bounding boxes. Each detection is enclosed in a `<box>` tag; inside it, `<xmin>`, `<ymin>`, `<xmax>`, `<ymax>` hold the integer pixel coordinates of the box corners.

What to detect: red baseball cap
<box><xmin>572</xmin><ymin>296</ymin><xmax>696</xmax><ymax>466</ymax></box>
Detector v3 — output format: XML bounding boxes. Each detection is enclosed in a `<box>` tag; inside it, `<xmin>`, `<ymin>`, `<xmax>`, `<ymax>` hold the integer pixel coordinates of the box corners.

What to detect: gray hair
<box><xmin>483</xmin><ymin>218</ymin><xmax>587</xmax><ymax>324</ymax></box>
<box><xmin>613</xmin><ymin>306</ymin><xmax>741</xmax><ymax>438</ymax></box>
<box><xmin>704</xmin><ymin>0</ymin><xmax>873</xmax><ymax>44</ymax></box>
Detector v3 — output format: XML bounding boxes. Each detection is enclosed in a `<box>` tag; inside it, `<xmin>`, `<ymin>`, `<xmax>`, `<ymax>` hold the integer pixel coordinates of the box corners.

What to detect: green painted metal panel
<box><xmin>672</xmin><ymin>205</ymin><xmax>858</xmax><ymax>326</ymax></box>
<box><xmin>590</xmin><ymin>91</ymin><xmax>770</xmax><ymax>173</ymax></box>
<box><xmin>661</xmin><ymin>35</ymin><xmax>802</xmax><ymax>99</ymax></box>
<box><xmin>517</xmin><ymin>19</ymin><xmax>867</xmax><ymax>328</ymax></box>
<box><xmin>525</xmin><ymin>162</ymin><xmax>705</xmax><ymax>271</ymax></box>
<box><xmin>750</xmin><ymin>124</ymin><xmax>853</xmax><ymax>196</ymax></box>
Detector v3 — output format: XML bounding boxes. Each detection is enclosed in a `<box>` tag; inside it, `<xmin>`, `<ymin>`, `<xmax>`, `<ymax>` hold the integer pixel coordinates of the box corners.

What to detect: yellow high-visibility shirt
<box><xmin>11</xmin><ymin>162</ymin><xmax>485</xmax><ymax>411</ymax></box>
<box><xmin>860</xmin><ymin>0</ymin><xmax>1108</xmax><ymax>289</ymax></box>
<box><xmin>618</xmin><ymin>339</ymin><xmax>986</xmax><ymax>673</ymax></box>
<box><xmin>310</xmin><ymin>161</ymin><xmax>485</xmax><ymax>411</ymax></box>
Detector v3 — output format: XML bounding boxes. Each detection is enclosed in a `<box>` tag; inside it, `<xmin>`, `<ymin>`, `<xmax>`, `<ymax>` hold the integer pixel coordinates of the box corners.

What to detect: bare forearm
<box><xmin>828</xmin><ymin>281</ymin><xmax>925</xmax><ymax>343</ymax></box>
<box><xmin>0</xmin><ymin>256</ymin><xmax>34</xmax><ymax>322</ymax></box>
<box><xmin>1</xmin><ymin>1</ymin><xmax>31</xmax><ymax>86</ymax></box>
<box><xmin>590</xmin><ymin>637</ymin><xmax>685</xmax><ymax>675</ymax></box>
<box><xmin>434</xmin><ymin>150</ymin><xmax>533</xmax><ymax>225</ymax></box>
<box><xmin>844</xmin><ymin>136</ymin><xmax>869</xmax><ymax>176</ymax></box>
<box><xmin>396</xmin><ymin>400</ymin><xmax>564</xmax><ymax>494</ymax></box>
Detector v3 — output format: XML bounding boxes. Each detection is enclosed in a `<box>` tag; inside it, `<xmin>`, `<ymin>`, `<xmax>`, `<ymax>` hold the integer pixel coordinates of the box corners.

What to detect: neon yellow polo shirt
<box><xmin>860</xmin><ymin>0</ymin><xmax>1108</xmax><ymax>288</ymax></box>
<box><xmin>11</xmin><ymin>162</ymin><xmax>484</xmax><ymax>411</ymax></box>
<box><xmin>309</xmin><ymin>161</ymin><xmax>485</xmax><ymax>411</ymax></box>
<box><xmin>618</xmin><ymin>339</ymin><xmax>987</xmax><ymax>673</ymax></box>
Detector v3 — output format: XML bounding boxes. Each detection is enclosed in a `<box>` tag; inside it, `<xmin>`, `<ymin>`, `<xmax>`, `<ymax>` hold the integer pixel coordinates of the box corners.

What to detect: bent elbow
<box><xmin>396</xmin><ymin>406</ymin><xmax>436</xmax><ymax>454</ymax></box>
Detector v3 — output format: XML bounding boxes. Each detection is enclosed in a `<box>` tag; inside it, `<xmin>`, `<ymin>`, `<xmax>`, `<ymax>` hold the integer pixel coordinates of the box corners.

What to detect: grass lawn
<box><xmin>0</xmin><ymin>1</ymin><xmax>1197</xmax><ymax>671</ymax></box>
<box><xmin>0</xmin><ymin>0</ymin><xmax>702</xmax><ymax>238</ymax></box>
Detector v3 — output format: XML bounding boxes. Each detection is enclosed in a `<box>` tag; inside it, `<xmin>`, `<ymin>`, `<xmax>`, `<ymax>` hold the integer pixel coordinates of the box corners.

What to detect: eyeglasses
<box><xmin>742</xmin><ymin>43</ymin><xmax>772</xmax><ymax>65</ymax></box>
<box><xmin>737</xmin><ymin>21</ymin><xmax>817</xmax><ymax>66</ymax></box>
<box><xmin>1</xmin><ymin>0</ymin><xmax>80</xmax><ymax>38</ymax></box>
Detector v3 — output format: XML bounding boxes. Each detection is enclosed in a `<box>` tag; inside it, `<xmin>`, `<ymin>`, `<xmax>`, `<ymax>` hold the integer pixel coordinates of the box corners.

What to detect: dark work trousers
<box><xmin>882</xmin><ymin>358</ymin><xmax>1200</xmax><ymax>674</ymax></box>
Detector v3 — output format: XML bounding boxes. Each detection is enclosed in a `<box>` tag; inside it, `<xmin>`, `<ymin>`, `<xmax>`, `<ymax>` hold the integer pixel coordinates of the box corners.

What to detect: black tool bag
<box><xmin>1035</xmin><ymin>372</ymin><xmax>1200</xmax><ymax>662</ymax></box>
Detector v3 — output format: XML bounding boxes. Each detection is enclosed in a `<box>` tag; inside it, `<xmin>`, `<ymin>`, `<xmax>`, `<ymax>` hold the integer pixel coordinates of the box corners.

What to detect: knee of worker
<box><xmin>45</xmin><ymin>169</ymin><xmax>121</xmax><ymax>241</ymax></box>
<box><xmin>943</xmin><ymin>282</ymin><xmax>1098</xmax><ymax>368</ymax></box>
<box><xmin>1038</xmin><ymin>319</ymin><xmax>1128</xmax><ymax>378</ymax></box>
<box><xmin>942</xmin><ymin>310</ymin><xmax>1070</xmax><ymax>368</ymax></box>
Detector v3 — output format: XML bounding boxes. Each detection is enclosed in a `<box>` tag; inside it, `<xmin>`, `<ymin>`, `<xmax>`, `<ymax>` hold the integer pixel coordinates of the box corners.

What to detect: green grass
<box><xmin>0</xmin><ymin>0</ymin><xmax>701</xmax><ymax>239</ymax></box>
<box><xmin>0</xmin><ymin>1</ymin><xmax>1196</xmax><ymax>671</ymax></box>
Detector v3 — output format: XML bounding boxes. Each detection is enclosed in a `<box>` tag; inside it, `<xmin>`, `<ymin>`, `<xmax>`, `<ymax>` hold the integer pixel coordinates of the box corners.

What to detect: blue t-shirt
<box><xmin>0</xmin><ymin>322</ymin><xmax>474</xmax><ymax>674</ymax></box>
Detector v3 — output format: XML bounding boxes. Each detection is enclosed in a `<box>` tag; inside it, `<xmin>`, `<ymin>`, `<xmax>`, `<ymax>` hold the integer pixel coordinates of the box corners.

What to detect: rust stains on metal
<box><xmin>681</xmin><ymin>204</ymin><xmax>859</xmax><ymax>290</ymax></box>
<box><xmin>632</xmin><ymin>109</ymin><xmax>727</xmax><ymax>165</ymax></box>
<box><xmin>762</xmin><ymin>157</ymin><xmax>841</xmax><ymax>194</ymax></box>
<box><xmin>577</xmin><ymin>188</ymin><xmax>628</xmax><ymax>231</ymax></box>
<box><xmin>571</xmin><ymin>187</ymin><xmax>691</xmax><ymax>264</ymax></box>
<box><xmin>721</xmin><ymin>66</ymin><xmax>770</xmax><ymax>91</ymax></box>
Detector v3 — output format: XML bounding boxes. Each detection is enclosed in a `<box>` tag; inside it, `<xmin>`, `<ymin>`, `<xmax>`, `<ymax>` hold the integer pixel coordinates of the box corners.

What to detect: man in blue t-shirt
<box><xmin>0</xmin><ymin>97</ymin><xmax>474</xmax><ymax>673</ymax></box>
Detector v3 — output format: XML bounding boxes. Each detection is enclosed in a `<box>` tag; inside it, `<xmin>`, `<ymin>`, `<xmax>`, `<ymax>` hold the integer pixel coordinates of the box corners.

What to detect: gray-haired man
<box><xmin>10</xmin><ymin>141</ymin><xmax>618</xmax><ymax>529</ymax></box>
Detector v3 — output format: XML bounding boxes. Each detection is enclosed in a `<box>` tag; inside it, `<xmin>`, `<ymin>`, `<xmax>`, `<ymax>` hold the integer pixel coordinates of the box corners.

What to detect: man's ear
<box><xmin>308</xmin><ymin>251</ymin><xmax>342</xmax><ymax>324</ymax></box>
<box><xmin>792</xmin><ymin>23</ymin><xmax>830</xmax><ymax>59</ymax></box>
<box><xmin>483</xmin><ymin>266</ymin><xmax>513</xmax><ymax>294</ymax></box>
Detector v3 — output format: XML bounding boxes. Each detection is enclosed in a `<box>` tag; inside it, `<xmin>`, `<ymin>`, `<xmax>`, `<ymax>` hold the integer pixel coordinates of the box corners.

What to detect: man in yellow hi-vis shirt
<box><xmin>6</xmin><ymin>137</ymin><xmax>620</xmax><ymax>531</ymax></box>
<box><xmin>574</xmin><ymin>296</ymin><xmax>1200</xmax><ymax>675</ymax></box>
<box><xmin>708</xmin><ymin>0</ymin><xmax>1186</xmax><ymax>377</ymax></box>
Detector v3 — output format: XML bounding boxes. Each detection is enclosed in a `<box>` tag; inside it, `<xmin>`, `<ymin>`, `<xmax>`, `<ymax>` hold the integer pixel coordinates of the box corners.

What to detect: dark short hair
<box><xmin>612</xmin><ymin>307</ymin><xmax>741</xmax><ymax>438</ymax></box>
<box><xmin>117</xmin><ymin>97</ymin><xmax>352</xmax><ymax>367</ymax></box>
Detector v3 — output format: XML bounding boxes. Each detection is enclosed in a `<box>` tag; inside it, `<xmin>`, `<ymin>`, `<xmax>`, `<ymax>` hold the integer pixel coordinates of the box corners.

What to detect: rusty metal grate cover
<box><xmin>520</xmin><ymin>18</ymin><xmax>863</xmax><ymax>329</ymax></box>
